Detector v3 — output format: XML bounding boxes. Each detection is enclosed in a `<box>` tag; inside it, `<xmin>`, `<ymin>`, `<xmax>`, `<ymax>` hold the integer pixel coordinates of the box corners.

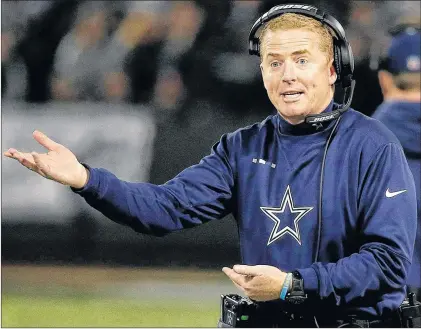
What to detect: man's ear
<box><xmin>328</xmin><ymin>58</ymin><xmax>337</xmax><ymax>85</ymax></box>
<box><xmin>378</xmin><ymin>70</ymin><xmax>395</xmax><ymax>99</ymax></box>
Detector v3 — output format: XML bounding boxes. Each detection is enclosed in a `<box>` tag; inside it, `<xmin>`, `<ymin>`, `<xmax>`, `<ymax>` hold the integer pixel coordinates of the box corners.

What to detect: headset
<box><xmin>248</xmin><ymin>3</ymin><xmax>356</xmax><ymax>125</ymax></box>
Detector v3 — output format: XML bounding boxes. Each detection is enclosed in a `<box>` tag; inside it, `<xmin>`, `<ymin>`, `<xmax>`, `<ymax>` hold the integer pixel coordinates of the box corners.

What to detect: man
<box><xmin>4</xmin><ymin>4</ymin><xmax>417</xmax><ymax>327</ymax></box>
<box><xmin>372</xmin><ymin>22</ymin><xmax>421</xmax><ymax>302</ymax></box>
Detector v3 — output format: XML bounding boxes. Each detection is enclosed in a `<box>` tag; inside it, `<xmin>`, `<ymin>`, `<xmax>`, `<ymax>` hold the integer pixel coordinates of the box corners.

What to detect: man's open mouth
<box><xmin>281</xmin><ymin>91</ymin><xmax>304</xmax><ymax>100</ymax></box>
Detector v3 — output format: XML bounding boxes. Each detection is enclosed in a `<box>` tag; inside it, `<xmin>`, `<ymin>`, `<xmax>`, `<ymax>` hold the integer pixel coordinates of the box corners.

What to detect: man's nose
<box><xmin>281</xmin><ymin>61</ymin><xmax>297</xmax><ymax>82</ymax></box>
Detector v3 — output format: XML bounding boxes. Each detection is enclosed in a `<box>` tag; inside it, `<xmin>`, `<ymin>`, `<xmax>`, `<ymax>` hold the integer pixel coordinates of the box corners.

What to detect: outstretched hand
<box><xmin>3</xmin><ymin>130</ymin><xmax>89</xmax><ymax>189</ymax></box>
<box><xmin>222</xmin><ymin>264</ymin><xmax>287</xmax><ymax>302</ymax></box>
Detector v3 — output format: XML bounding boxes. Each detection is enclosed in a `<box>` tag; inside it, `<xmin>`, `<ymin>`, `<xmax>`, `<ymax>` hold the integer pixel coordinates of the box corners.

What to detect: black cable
<box><xmin>314</xmin><ymin>116</ymin><xmax>342</xmax><ymax>263</ymax></box>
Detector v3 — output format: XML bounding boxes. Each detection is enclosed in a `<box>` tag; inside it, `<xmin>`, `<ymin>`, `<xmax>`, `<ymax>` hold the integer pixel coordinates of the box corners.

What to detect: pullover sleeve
<box><xmin>72</xmin><ymin>134</ymin><xmax>235</xmax><ymax>236</ymax></box>
<box><xmin>297</xmin><ymin>143</ymin><xmax>417</xmax><ymax>312</ymax></box>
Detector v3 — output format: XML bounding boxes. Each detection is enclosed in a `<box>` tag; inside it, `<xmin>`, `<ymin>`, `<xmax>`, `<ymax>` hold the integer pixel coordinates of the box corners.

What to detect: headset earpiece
<box><xmin>334</xmin><ymin>39</ymin><xmax>354</xmax><ymax>88</ymax></box>
<box><xmin>249</xmin><ymin>37</ymin><xmax>260</xmax><ymax>56</ymax></box>
<box><xmin>340</xmin><ymin>42</ymin><xmax>354</xmax><ymax>88</ymax></box>
<box><xmin>333</xmin><ymin>39</ymin><xmax>342</xmax><ymax>81</ymax></box>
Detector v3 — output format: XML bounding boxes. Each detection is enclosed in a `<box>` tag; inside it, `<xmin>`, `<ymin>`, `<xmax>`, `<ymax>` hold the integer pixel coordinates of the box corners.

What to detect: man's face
<box><xmin>260</xmin><ymin>29</ymin><xmax>337</xmax><ymax>124</ymax></box>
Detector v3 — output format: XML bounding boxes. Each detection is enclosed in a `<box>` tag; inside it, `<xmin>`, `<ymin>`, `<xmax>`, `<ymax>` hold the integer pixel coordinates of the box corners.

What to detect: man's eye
<box><xmin>270</xmin><ymin>62</ymin><xmax>280</xmax><ymax>68</ymax></box>
<box><xmin>298</xmin><ymin>58</ymin><xmax>308</xmax><ymax>65</ymax></box>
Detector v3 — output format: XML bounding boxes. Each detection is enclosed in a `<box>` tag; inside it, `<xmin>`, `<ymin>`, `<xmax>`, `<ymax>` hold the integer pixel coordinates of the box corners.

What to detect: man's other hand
<box><xmin>222</xmin><ymin>264</ymin><xmax>287</xmax><ymax>301</ymax></box>
<box><xmin>3</xmin><ymin>130</ymin><xmax>89</xmax><ymax>189</ymax></box>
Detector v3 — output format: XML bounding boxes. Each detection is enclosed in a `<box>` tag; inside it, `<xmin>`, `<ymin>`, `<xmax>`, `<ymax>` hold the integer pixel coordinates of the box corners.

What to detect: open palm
<box><xmin>3</xmin><ymin>130</ymin><xmax>88</xmax><ymax>189</ymax></box>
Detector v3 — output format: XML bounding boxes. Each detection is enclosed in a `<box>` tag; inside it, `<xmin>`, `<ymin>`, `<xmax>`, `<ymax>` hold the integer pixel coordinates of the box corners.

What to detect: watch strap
<box><xmin>285</xmin><ymin>270</ymin><xmax>307</xmax><ymax>304</ymax></box>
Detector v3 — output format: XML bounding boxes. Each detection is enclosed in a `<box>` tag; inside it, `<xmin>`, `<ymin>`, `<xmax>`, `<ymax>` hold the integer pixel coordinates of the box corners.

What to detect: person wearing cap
<box><xmin>373</xmin><ymin>23</ymin><xmax>421</xmax><ymax>302</ymax></box>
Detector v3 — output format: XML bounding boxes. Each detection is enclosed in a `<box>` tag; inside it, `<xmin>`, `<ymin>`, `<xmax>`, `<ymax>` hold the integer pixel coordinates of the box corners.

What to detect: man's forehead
<box><xmin>263</xmin><ymin>28</ymin><xmax>319</xmax><ymax>42</ymax></box>
<box><xmin>261</xmin><ymin>29</ymin><xmax>319</xmax><ymax>53</ymax></box>
<box><xmin>263</xmin><ymin>37</ymin><xmax>315</xmax><ymax>52</ymax></box>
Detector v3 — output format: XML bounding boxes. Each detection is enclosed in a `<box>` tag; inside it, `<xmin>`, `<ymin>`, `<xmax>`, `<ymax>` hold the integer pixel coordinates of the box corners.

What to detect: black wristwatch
<box><xmin>285</xmin><ymin>270</ymin><xmax>307</xmax><ymax>304</ymax></box>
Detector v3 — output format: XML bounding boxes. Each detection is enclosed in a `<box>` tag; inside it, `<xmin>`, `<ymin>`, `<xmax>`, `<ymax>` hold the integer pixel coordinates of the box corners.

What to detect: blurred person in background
<box><xmin>173</xmin><ymin>0</ymin><xmax>233</xmax><ymax>107</ymax></box>
<box><xmin>50</xmin><ymin>1</ymin><xmax>169</xmax><ymax>103</ymax></box>
<box><xmin>149</xmin><ymin>0</ymin><xmax>206</xmax><ymax>118</ymax></box>
<box><xmin>344</xmin><ymin>1</ymin><xmax>384</xmax><ymax>117</ymax></box>
<box><xmin>340</xmin><ymin>1</ymin><xmax>420</xmax><ymax>117</ymax></box>
<box><xmin>115</xmin><ymin>1</ymin><xmax>171</xmax><ymax>104</ymax></box>
<box><xmin>4</xmin><ymin>3</ymin><xmax>418</xmax><ymax>328</ymax></box>
<box><xmin>50</xmin><ymin>1</ymin><xmax>112</xmax><ymax>101</ymax></box>
<box><xmin>206</xmin><ymin>0</ymin><xmax>270</xmax><ymax>116</ymax></box>
<box><xmin>147</xmin><ymin>0</ymin><xmax>240</xmax><ymax>184</ymax></box>
<box><xmin>146</xmin><ymin>1</ymin><xmax>262</xmax><ymax>190</ymax></box>
<box><xmin>1</xmin><ymin>0</ymin><xmax>76</xmax><ymax>102</ymax></box>
<box><xmin>372</xmin><ymin>18</ymin><xmax>421</xmax><ymax>302</ymax></box>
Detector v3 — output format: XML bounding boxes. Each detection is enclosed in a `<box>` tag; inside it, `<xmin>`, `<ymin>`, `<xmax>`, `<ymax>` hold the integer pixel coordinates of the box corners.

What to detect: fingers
<box><xmin>4</xmin><ymin>148</ymin><xmax>55</xmax><ymax>180</ymax></box>
<box><xmin>3</xmin><ymin>147</ymin><xmax>55</xmax><ymax>181</ymax></box>
<box><xmin>4</xmin><ymin>149</ymin><xmax>38</xmax><ymax>171</ymax></box>
<box><xmin>4</xmin><ymin>148</ymin><xmax>18</xmax><ymax>158</ymax></box>
<box><xmin>31</xmin><ymin>152</ymin><xmax>51</xmax><ymax>176</ymax></box>
<box><xmin>32</xmin><ymin>130</ymin><xmax>61</xmax><ymax>151</ymax></box>
<box><xmin>20</xmin><ymin>155</ymin><xmax>39</xmax><ymax>172</ymax></box>
<box><xmin>233</xmin><ymin>264</ymin><xmax>261</xmax><ymax>276</ymax></box>
<box><xmin>222</xmin><ymin>267</ymin><xmax>249</xmax><ymax>288</ymax></box>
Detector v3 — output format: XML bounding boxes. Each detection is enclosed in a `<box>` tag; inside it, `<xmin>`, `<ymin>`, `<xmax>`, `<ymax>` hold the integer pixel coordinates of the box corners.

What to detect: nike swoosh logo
<box><xmin>386</xmin><ymin>188</ymin><xmax>407</xmax><ymax>198</ymax></box>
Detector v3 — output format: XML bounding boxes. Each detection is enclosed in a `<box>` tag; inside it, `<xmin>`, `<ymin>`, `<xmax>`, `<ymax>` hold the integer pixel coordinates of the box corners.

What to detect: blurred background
<box><xmin>1</xmin><ymin>0</ymin><xmax>420</xmax><ymax>327</ymax></box>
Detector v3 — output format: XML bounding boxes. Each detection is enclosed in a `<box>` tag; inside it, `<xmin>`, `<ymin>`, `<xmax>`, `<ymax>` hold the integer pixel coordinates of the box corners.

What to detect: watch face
<box><xmin>292</xmin><ymin>271</ymin><xmax>302</xmax><ymax>279</ymax></box>
<box><xmin>288</xmin><ymin>296</ymin><xmax>307</xmax><ymax>305</ymax></box>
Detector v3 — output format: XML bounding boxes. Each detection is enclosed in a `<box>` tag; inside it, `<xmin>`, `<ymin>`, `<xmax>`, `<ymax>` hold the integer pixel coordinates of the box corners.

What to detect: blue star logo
<box><xmin>260</xmin><ymin>185</ymin><xmax>313</xmax><ymax>246</ymax></box>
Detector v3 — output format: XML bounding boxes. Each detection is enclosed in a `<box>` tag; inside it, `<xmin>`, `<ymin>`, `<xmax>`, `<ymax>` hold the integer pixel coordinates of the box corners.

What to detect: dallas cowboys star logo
<box><xmin>260</xmin><ymin>185</ymin><xmax>313</xmax><ymax>246</ymax></box>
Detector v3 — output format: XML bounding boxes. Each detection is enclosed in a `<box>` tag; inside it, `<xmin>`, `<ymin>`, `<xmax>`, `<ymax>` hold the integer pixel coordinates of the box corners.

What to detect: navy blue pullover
<box><xmin>73</xmin><ymin>101</ymin><xmax>417</xmax><ymax>318</ymax></box>
<box><xmin>373</xmin><ymin>100</ymin><xmax>421</xmax><ymax>289</ymax></box>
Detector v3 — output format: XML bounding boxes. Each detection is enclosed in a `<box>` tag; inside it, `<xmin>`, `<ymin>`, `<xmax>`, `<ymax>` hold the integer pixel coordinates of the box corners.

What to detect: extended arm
<box><xmin>72</xmin><ymin>135</ymin><xmax>236</xmax><ymax>236</ymax></box>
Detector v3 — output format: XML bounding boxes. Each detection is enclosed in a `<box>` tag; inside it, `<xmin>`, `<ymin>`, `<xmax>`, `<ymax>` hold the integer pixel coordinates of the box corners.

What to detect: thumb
<box><xmin>233</xmin><ymin>265</ymin><xmax>261</xmax><ymax>276</ymax></box>
<box><xmin>33</xmin><ymin>130</ymin><xmax>61</xmax><ymax>151</ymax></box>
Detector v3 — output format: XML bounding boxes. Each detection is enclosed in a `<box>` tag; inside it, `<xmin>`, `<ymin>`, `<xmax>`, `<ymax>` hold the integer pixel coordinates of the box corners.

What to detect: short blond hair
<box><xmin>259</xmin><ymin>13</ymin><xmax>334</xmax><ymax>62</ymax></box>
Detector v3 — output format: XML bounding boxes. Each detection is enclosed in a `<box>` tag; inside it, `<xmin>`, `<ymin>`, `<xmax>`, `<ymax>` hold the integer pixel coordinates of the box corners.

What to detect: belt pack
<box><xmin>217</xmin><ymin>293</ymin><xmax>421</xmax><ymax>328</ymax></box>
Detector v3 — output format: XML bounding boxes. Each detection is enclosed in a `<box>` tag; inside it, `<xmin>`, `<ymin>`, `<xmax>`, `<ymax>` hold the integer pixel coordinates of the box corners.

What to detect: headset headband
<box><xmin>248</xmin><ymin>4</ymin><xmax>347</xmax><ymax>56</ymax></box>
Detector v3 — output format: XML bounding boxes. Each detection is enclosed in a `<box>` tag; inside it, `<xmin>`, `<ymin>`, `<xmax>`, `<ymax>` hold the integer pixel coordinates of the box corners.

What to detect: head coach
<box><xmin>4</xmin><ymin>3</ymin><xmax>418</xmax><ymax>328</ymax></box>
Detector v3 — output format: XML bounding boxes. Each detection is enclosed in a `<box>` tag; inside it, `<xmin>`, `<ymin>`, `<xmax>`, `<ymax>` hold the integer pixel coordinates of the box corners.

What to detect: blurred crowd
<box><xmin>2</xmin><ymin>0</ymin><xmax>420</xmax><ymax>119</ymax></box>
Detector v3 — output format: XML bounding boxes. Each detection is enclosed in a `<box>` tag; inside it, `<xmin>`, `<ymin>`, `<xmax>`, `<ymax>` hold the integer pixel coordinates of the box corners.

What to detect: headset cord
<box><xmin>337</xmin><ymin>321</ymin><xmax>364</xmax><ymax>328</ymax></box>
<box><xmin>314</xmin><ymin>116</ymin><xmax>342</xmax><ymax>263</ymax></box>
<box><xmin>311</xmin><ymin>117</ymin><xmax>342</xmax><ymax>329</ymax></box>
